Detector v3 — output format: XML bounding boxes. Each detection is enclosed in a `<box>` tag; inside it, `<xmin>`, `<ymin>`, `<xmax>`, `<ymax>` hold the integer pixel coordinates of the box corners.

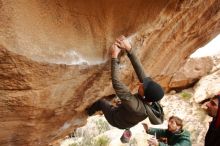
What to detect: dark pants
<box><xmin>88</xmin><ymin>99</ymin><xmax>116</xmax><ymax>126</ymax></box>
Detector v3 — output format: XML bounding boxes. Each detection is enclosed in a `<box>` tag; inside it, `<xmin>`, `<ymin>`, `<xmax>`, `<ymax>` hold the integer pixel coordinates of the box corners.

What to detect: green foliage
<box><xmin>68</xmin><ymin>135</ymin><xmax>110</xmax><ymax>146</ymax></box>
<box><xmin>68</xmin><ymin>136</ymin><xmax>93</xmax><ymax>146</ymax></box>
<box><xmin>93</xmin><ymin>135</ymin><xmax>110</xmax><ymax>146</ymax></box>
<box><xmin>68</xmin><ymin>118</ymin><xmax>111</xmax><ymax>146</ymax></box>
<box><xmin>129</xmin><ymin>137</ymin><xmax>138</xmax><ymax>146</ymax></box>
<box><xmin>179</xmin><ymin>91</ymin><xmax>192</xmax><ymax>100</ymax></box>
<box><xmin>69</xmin><ymin>143</ymin><xmax>78</xmax><ymax>146</ymax></box>
<box><xmin>95</xmin><ymin>119</ymin><xmax>111</xmax><ymax>133</ymax></box>
<box><xmin>81</xmin><ymin>136</ymin><xmax>93</xmax><ymax>146</ymax></box>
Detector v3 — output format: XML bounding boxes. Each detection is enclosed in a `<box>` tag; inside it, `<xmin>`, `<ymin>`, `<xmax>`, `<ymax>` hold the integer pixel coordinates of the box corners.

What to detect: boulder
<box><xmin>1</xmin><ymin>0</ymin><xmax>220</xmax><ymax>145</ymax></box>
<box><xmin>169</xmin><ymin>57</ymin><xmax>213</xmax><ymax>90</ymax></box>
<box><xmin>193</xmin><ymin>69</ymin><xmax>220</xmax><ymax>103</ymax></box>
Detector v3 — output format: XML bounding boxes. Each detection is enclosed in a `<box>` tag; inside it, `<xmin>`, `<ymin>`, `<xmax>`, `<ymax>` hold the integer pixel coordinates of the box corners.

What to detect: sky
<box><xmin>191</xmin><ymin>34</ymin><xmax>220</xmax><ymax>57</ymax></box>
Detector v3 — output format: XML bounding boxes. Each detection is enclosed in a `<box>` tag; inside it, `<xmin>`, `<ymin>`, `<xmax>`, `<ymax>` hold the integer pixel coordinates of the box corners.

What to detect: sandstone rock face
<box><xmin>193</xmin><ymin>69</ymin><xmax>220</xmax><ymax>103</ymax></box>
<box><xmin>190</xmin><ymin>56</ymin><xmax>220</xmax><ymax>103</ymax></box>
<box><xmin>0</xmin><ymin>46</ymin><xmax>112</xmax><ymax>146</ymax></box>
<box><xmin>0</xmin><ymin>0</ymin><xmax>169</xmax><ymax>64</ymax></box>
<box><xmin>169</xmin><ymin>57</ymin><xmax>213</xmax><ymax>90</ymax></box>
<box><xmin>1</xmin><ymin>0</ymin><xmax>220</xmax><ymax>146</ymax></box>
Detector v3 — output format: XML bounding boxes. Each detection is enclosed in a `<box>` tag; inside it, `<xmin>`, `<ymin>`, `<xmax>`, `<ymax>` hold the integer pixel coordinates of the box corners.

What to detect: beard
<box><xmin>206</xmin><ymin>110</ymin><xmax>217</xmax><ymax>117</ymax></box>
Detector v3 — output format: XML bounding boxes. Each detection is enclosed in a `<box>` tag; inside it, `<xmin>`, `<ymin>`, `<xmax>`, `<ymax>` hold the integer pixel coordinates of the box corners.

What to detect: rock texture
<box><xmin>0</xmin><ymin>0</ymin><xmax>220</xmax><ymax>146</ymax></box>
<box><xmin>0</xmin><ymin>46</ymin><xmax>112</xmax><ymax>146</ymax></box>
<box><xmin>190</xmin><ymin>56</ymin><xmax>220</xmax><ymax>103</ymax></box>
<box><xmin>169</xmin><ymin>57</ymin><xmax>213</xmax><ymax>90</ymax></box>
<box><xmin>193</xmin><ymin>69</ymin><xmax>220</xmax><ymax>103</ymax></box>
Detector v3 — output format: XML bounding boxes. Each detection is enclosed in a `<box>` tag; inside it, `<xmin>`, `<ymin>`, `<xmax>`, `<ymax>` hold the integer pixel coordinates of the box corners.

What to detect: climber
<box><xmin>142</xmin><ymin>116</ymin><xmax>191</xmax><ymax>146</ymax></box>
<box><xmin>204</xmin><ymin>94</ymin><xmax>220</xmax><ymax>146</ymax></box>
<box><xmin>86</xmin><ymin>35</ymin><xmax>164</xmax><ymax>143</ymax></box>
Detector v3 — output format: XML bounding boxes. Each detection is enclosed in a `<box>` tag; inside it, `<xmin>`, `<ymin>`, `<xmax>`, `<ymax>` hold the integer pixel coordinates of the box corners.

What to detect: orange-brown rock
<box><xmin>0</xmin><ymin>0</ymin><xmax>220</xmax><ymax>146</ymax></box>
<box><xmin>169</xmin><ymin>57</ymin><xmax>214</xmax><ymax>90</ymax></box>
<box><xmin>0</xmin><ymin>45</ymin><xmax>112</xmax><ymax>146</ymax></box>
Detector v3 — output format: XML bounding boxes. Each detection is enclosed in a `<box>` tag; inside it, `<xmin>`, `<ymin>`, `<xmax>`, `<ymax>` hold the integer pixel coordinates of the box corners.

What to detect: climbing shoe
<box><xmin>120</xmin><ymin>129</ymin><xmax>132</xmax><ymax>143</ymax></box>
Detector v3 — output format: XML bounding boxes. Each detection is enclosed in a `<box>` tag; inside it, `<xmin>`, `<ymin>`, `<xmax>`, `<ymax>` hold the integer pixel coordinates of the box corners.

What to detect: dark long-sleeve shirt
<box><xmin>111</xmin><ymin>49</ymin><xmax>147</xmax><ymax>101</ymax></box>
<box><xmin>110</xmin><ymin>49</ymin><xmax>148</xmax><ymax>129</ymax></box>
<box><xmin>205</xmin><ymin>125</ymin><xmax>220</xmax><ymax>146</ymax></box>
